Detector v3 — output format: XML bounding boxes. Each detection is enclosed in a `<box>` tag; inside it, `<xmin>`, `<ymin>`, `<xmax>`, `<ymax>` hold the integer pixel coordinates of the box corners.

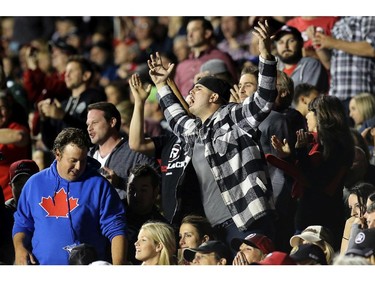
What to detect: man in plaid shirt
<box><xmin>147</xmin><ymin>21</ymin><xmax>277</xmax><ymax>249</ymax></box>
<box><xmin>313</xmin><ymin>17</ymin><xmax>375</xmax><ymax>115</ymax></box>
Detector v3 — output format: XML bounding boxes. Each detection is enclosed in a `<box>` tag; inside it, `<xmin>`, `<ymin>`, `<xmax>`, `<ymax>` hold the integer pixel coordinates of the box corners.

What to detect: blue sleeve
<box><xmin>12</xmin><ymin>182</ymin><xmax>35</xmax><ymax>238</ymax></box>
<box><xmin>99</xmin><ymin>181</ymin><xmax>127</xmax><ymax>241</ymax></box>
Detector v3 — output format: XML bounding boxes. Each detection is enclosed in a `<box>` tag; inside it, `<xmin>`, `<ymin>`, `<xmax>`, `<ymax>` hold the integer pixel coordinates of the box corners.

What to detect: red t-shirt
<box><xmin>287</xmin><ymin>17</ymin><xmax>339</xmax><ymax>50</ymax></box>
<box><xmin>0</xmin><ymin>122</ymin><xmax>30</xmax><ymax>201</ymax></box>
<box><xmin>283</xmin><ymin>64</ymin><xmax>297</xmax><ymax>77</ymax></box>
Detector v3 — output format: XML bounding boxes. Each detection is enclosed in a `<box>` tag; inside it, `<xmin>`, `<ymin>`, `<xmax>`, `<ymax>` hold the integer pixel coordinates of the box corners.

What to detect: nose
<box><xmin>74</xmin><ymin>161</ymin><xmax>81</xmax><ymax>171</ymax></box>
<box><xmin>179</xmin><ymin>237</ymin><xmax>185</xmax><ymax>246</ymax></box>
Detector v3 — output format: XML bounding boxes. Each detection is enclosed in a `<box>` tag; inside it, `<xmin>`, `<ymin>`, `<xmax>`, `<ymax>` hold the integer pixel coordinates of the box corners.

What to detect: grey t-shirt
<box><xmin>192</xmin><ymin>137</ymin><xmax>232</xmax><ymax>226</ymax></box>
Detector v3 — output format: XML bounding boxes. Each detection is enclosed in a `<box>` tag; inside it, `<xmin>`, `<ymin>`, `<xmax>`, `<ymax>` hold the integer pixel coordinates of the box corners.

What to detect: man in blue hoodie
<box><xmin>13</xmin><ymin>127</ymin><xmax>128</xmax><ymax>265</ymax></box>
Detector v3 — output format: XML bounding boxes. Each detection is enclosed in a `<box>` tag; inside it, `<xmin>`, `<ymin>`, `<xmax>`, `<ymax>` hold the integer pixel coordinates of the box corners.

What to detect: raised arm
<box><xmin>148</xmin><ymin>52</ymin><xmax>196</xmax><ymax>137</ymax></box>
<box><xmin>253</xmin><ymin>20</ymin><xmax>275</xmax><ymax>61</ymax></box>
<box><xmin>128</xmin><ymin>73</ymin><xmax>156</xmax><ymax>157</ymax></box>
<box><xmin>238</xmin><ymin>20</ymin><xmax>277</xmax><ymax>128</ymax></box>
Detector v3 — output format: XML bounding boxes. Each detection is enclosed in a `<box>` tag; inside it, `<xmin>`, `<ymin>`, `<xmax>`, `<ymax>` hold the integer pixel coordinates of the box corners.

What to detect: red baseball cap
<box><xmin>253</xmin><ymin>251</ymin><xmax>296</xmax><ymax>265</ymax></box>
<box><xmin>231</xmin><ymin>233</ymin><xmax>275</xmax><ymax>255</ymax></box>
<box><xmin>9</xmin><ymin>159</ymin><xmax>39</xmax><ymax>183</ymax></box>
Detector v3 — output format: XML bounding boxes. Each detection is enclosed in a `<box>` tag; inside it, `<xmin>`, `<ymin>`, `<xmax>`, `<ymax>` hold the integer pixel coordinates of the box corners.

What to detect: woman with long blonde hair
<box><xmin>134</xmin><ymin>221</ymin><xmax>177</xmax><ymax>265</ymax></box>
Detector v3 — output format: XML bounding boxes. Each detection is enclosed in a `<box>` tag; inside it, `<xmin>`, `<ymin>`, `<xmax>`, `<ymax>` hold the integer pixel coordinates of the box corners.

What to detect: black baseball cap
<box><xmin>273</xmin><ymin>25</ymin><xmax>303</xmax><ymax>42</ymax></box>
<box><xmin>183</xmin><ymin>240</ymin><xmax>232</xmax><ymax>263</ymax></box>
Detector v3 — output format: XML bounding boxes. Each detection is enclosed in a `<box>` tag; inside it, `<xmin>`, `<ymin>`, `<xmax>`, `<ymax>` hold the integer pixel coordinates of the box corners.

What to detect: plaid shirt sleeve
<box><xmin>230</xmin><ymin>56</ymin><xmax>277</xmax><ymax>129</ymax></box>
<box><xmin>157</xmin><ymin>85</ymin><xmax>197</xmax><ymax>139</ymax></box>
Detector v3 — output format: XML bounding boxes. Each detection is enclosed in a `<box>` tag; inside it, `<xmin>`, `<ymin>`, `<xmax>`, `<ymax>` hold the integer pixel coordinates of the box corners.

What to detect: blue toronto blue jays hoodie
<box><xmin>13</xmin><ymin>158</ymin><xmax>127</xmax><ymax>265</ymax></box>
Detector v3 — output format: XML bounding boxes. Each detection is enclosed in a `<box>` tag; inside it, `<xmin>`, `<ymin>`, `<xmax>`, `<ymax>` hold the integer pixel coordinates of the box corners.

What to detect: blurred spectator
<box><xmin>349</xmin><ymin>93</ymin><xmax>375</xmax><ymax>131</ymax></box>
<box><xmin>23</xmin><ymin>39</ymin><xmax>76</xmax><ymax>136</ymax></box>
<box><xmin>0</xmin><ymin>95</ymin><xmax>31</xmax><ymax>201</ymax></box>
<box><xmin>174</xmin><ymin>17</ymin><xmax>238</xmax><ymax>97</ymax></box>
<box><xmin>5</xmin><ymin>159</ymin><xmax>39</xmax><ymax>210</ymax></box>
<box><xmin>218</xmin><ymin>16</ymin><xmax>256</xmax><ymax>67</ymax></box>
<box><xmin>114</xmin><ymin>39</ymin><xmax>140</xmax><ymax>81</ymax></box>
<box><xmin>1</xmin><ymin>159</ymin><xmax>39</xmax><ymax>265</ymax></box>
<box><xmin>32</xmin><ymin>148</ymin><xmax>54</xmax><ymax>171</ymax></box>
<box><xmin>172</xmin><ymin>35</ymin><xmax>189</xmax><ymax>63</ymax></box>
<box><xmin>38</xmin><ymin>56</ymin><xmax>106</xmax><ymax>149</ymax></box>
<box><xmin>104</xmin><ymin>80</ymin><xmax>129</xmax><ymax>106</ymax></box>
<box><xmin>11</xmin><ymin>17</ymin><xmax>55</xmax><ymax>51</ymax></box>
<box><xmin>89</xmin><ymin>41</ymin><xmax>117</xmax><ymax>87</ymax></box>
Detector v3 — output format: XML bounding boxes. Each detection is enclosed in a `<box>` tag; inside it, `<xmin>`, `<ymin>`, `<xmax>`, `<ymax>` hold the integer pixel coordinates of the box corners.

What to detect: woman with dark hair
<box><xmin>341</xmin><ymin>182</ymin><xmax>375</xmax><ymax>254</ymax></box>
<box><xmin>296</xmin><ymin>96</ymin><xmax>354</xmax><ymax>250</ymax></box>
<box><xmin>270</xmin><ymin>95</ymin><xmax>355</xmax><ymax>251</ymax></box>
<box><xmin>178</xmin><ymin>214</ymin><xmax>215</xmax><ymax>265</ymax></box>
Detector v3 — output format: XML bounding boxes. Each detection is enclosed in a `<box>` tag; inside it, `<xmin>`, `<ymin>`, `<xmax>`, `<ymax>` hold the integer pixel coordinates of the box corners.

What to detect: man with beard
<box><xmin>273</xmin><ymin>25</ymin><xmax>329</xmax><ymax>94</ymax></box>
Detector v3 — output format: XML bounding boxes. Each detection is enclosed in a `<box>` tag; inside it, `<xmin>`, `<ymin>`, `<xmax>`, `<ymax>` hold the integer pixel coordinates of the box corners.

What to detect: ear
<box><xmin>55</xmin><ymin>150</ymin><xmax>61</xmax><ymax>161</ymax></box>
<box><xmin>218</xmin><ymin>258</ymin><xmax>227</xmax><ymax>265</ymax></box>
<box><xmin>82</xmin><ymin>71</ymin><xmax>92</xmax><ymax>83</ymax></box>
<box><xmin>204</xmin><ymin>29</ymin><xmax>213</xmax><ymax>40</ymax></box>
<box><xmin>301</xmin><ymin>96</ymin><xmax>308</xmax><ymax>105</ymax></box>
<box><xmin>201</xmin><ymin>235</ymin><xmax>209</xmax><ymax>244</ymax></box>
<box><xmin>156</xmin><ymin>242</ymin><xmax>163</xmax><ymax>253</ymax></box>
<box><xmin>280</xmin><ymin>90</ymin><xmax>289</xmax><ymax>98</ymax></box>
<box><xmin>210</xmin><ymin>93</ymin><xmax>219</xmax><ymax>103</ymax></box>
<box><xmin>109</xmin><ymin>117</ymin><xmax>117</xmax><ymax>129</ymax></box>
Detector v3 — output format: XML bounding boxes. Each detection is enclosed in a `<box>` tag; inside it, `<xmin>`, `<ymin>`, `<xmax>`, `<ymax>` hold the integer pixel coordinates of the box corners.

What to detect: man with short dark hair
<box><xmin>148</xmin><ymin>20</ymin><xmax>277</xmax><ymax>249</ymax></box>
<box><xmin>87</xmin><ymin>102</ymin><xmax>159</xmax><ymax>200</ymax></box>
<box><xmin>125</xmin><ymin>164</ymin><xmax>168</xmax><ymax>265</ymax></box>
<box><xmin>13</xmin><ymin>127</ymin><xmax>127</xmax><ymax>265</ymax></box>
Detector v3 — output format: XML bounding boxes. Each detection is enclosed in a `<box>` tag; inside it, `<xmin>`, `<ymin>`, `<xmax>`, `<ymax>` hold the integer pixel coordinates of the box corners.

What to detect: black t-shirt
<box><xmin>152</xmin><ymin>134</ymin><xmax>204</xmax><ymax>224</ymax></box>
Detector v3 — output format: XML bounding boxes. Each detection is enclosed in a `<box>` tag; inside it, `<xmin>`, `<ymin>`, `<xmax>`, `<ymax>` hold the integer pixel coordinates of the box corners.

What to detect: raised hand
<box><xmin>252</xmin><ymin>20</ymin><xmax>274</xmax><ymax>61</ymax></box>
<box><xmin>129</xmin><ymin>73</ymin><xmax>152</xmax><ymax>104</ymax></box>
<box><xmin>232</xmin><ymin>251</ymin><xmax>250</xmax><ymax>265</ymax></box>
<box><xmin>229</xmin><ymin>84</ymin><xmax>241</xmax><ymax>103</ymax></box>
<box><xmin>147</xmin><ymin>52</ymin><xmax>175</xmax><ymax>88</ymax></box>
<box><xmin>295</xmin><ymin>129</ymin><xmax>310</xmax><ymax>149</ymax></box>
<box><xmin>271</xmin><ymin>135</ymin><xmax>291</xmax><ymax>158</ymax></box>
